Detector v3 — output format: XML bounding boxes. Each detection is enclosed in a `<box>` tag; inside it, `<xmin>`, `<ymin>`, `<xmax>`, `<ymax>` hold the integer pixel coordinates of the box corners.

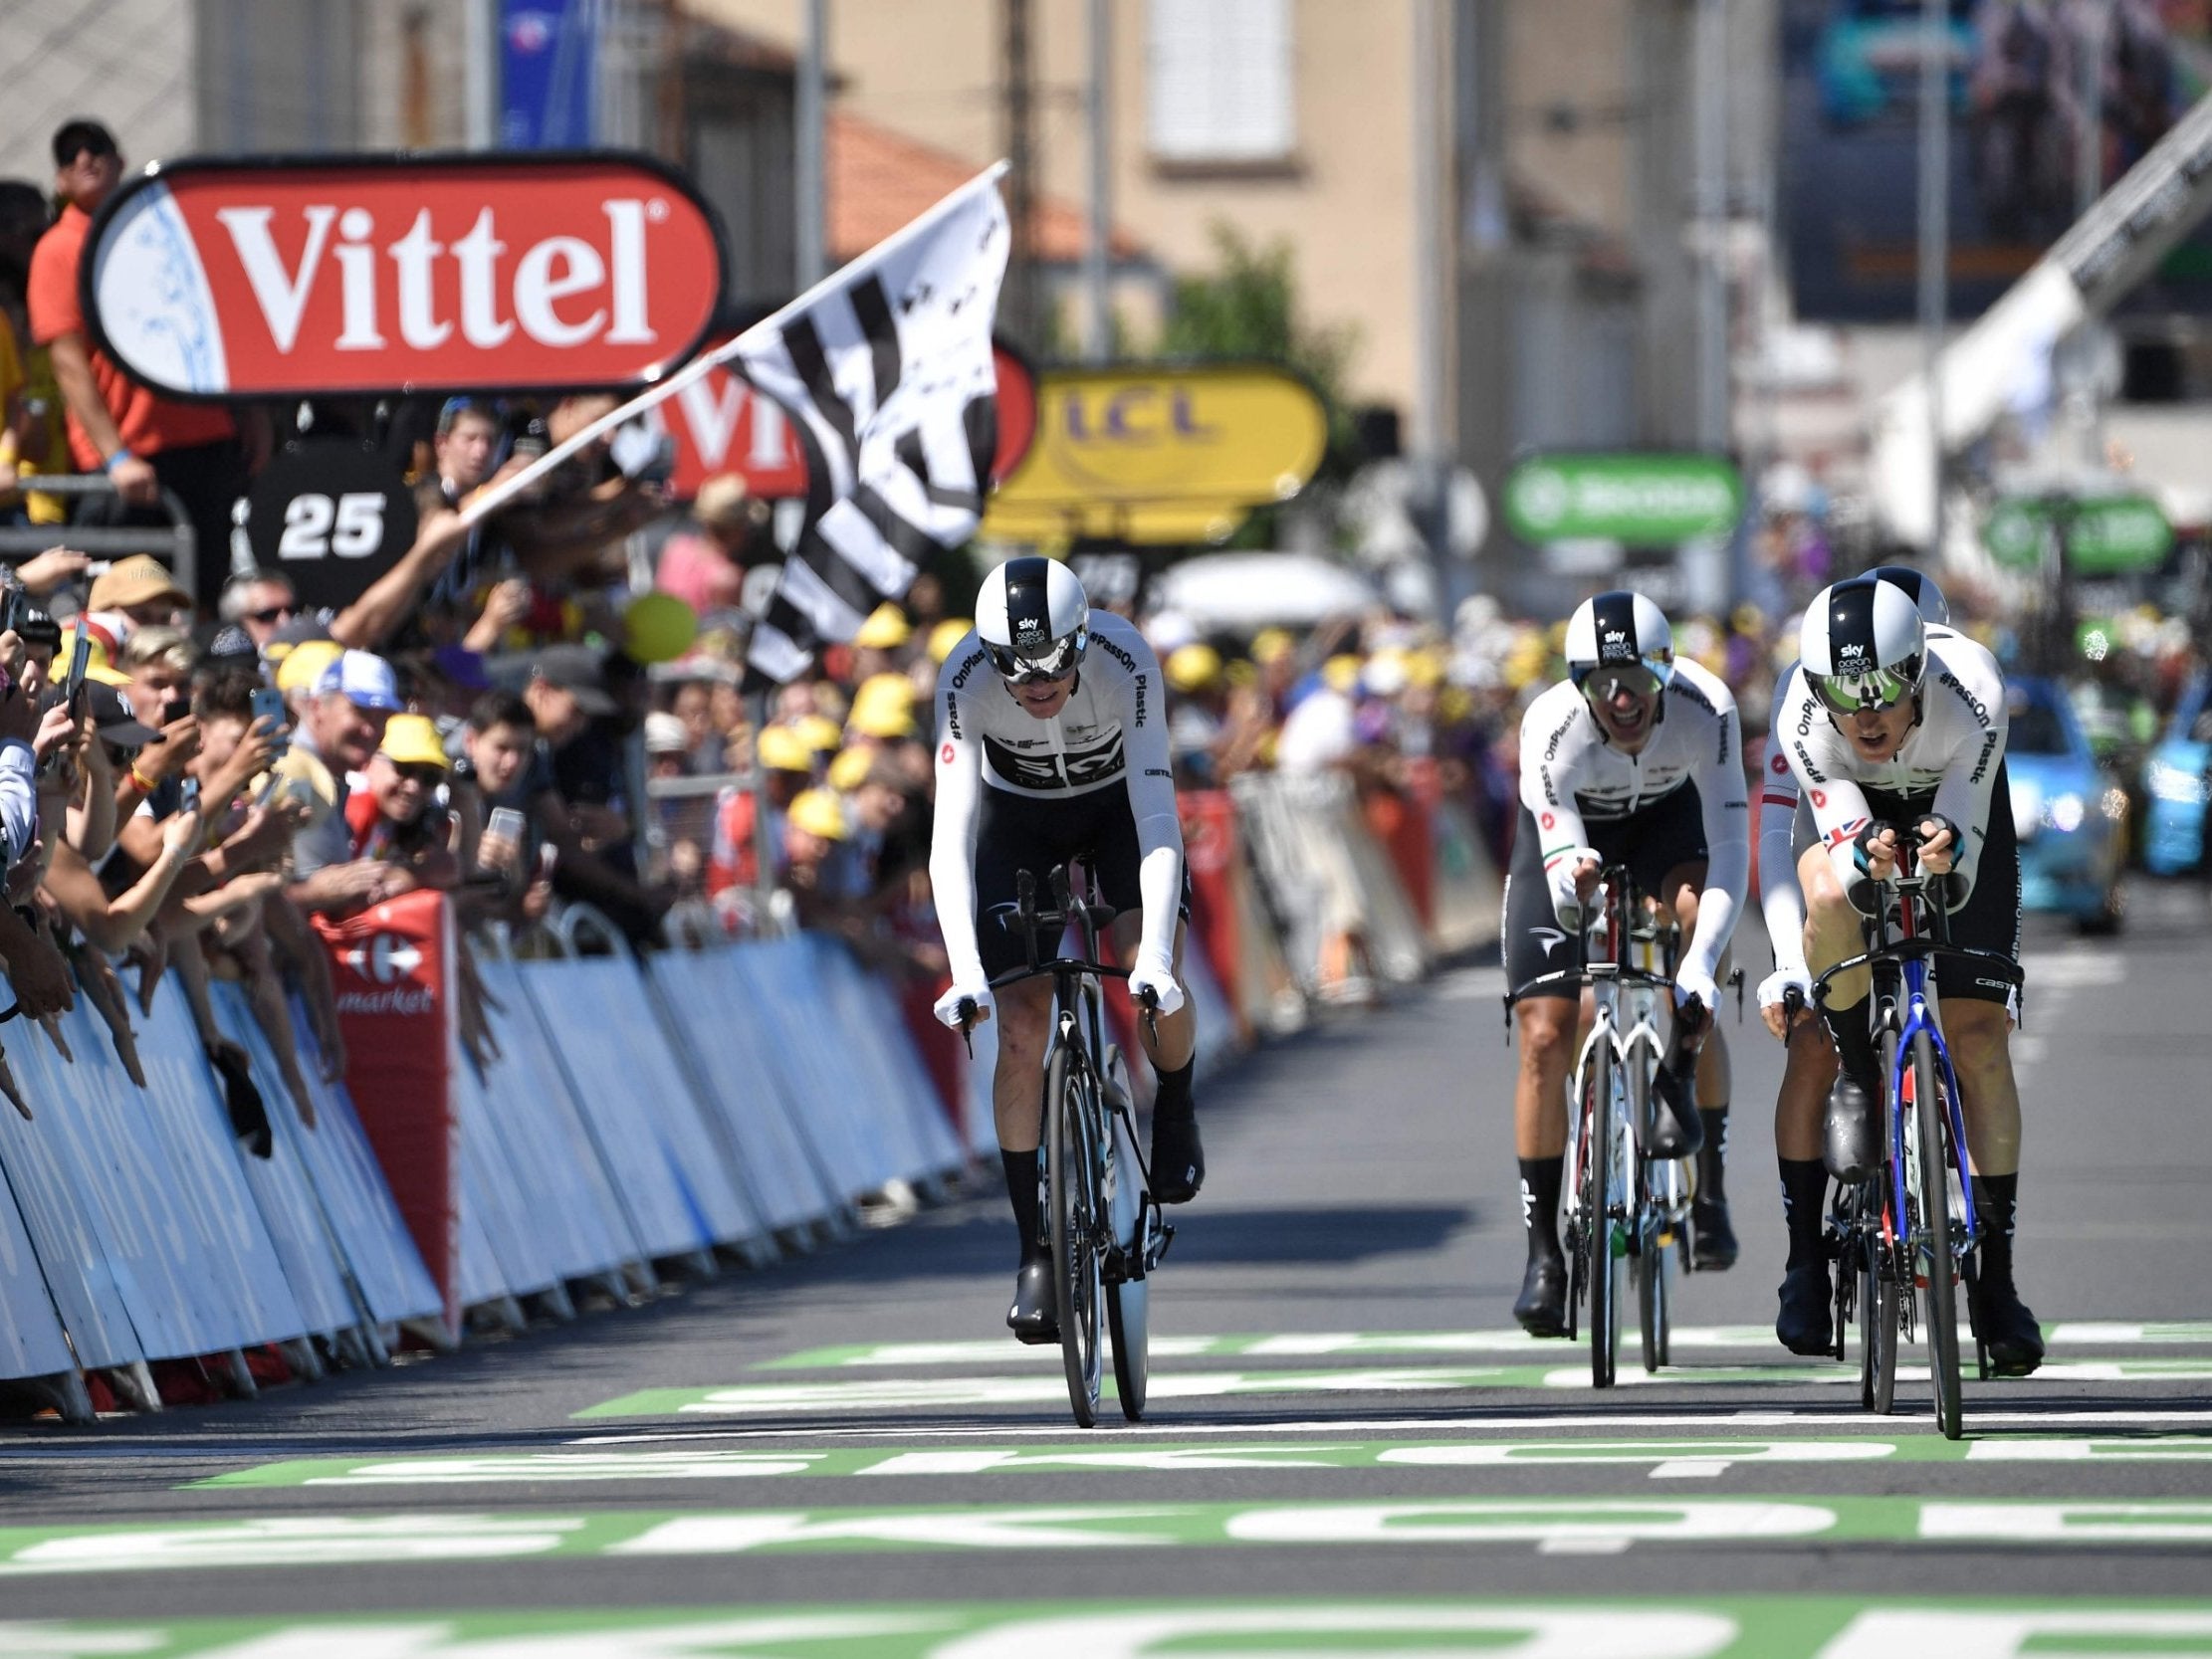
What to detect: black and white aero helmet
<box><xmin>977</xmin><ymin>555</ymin><xmax>1089</xmax><ymax>683</ymax></box>
<box><xmin>1801</xmin><ymin>575</ymin><xmax>1926</xmax><ymax>716</ymax></box>
<box><xmin>1866</xmin><ymin>563</ymin><xmax>1950</xmax><ymax>628</ymax></box>
<box><xmin>1564</xmin><ymin>590</ymin><xmax>1674</xmax><ymax>698</ymax></box>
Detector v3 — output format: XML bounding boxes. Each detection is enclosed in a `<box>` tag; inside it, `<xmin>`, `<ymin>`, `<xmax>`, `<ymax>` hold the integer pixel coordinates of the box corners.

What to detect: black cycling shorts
<box><xmin>1502</xmin><ymin>784</ymin><xmax>1710</xmax><ymax>1000</ymax></box>
<box><xmin>971</xmin><ymin>780</ymin><xmax>1192</xmax><ymax>979</ymax></box>
<box><xmin>1790</xmin><ymin>759</ymin><xmax>2023</xmax><ymax>1010</ymax></box>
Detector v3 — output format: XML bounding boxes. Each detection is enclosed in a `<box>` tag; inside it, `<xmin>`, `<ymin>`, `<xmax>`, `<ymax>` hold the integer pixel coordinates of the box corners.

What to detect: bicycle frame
<box><xmin>1564</xmin><ymin>886</ymin><xmax>1673</xmax><ymax>1226</ymax></box>
<box><xmin>1880</xmin><ymin>889</ymin><xmax>1979</xmax><ymax>1265</ymax></box>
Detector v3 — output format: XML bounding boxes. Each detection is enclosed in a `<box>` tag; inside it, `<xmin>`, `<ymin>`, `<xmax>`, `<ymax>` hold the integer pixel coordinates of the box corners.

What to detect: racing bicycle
<box><xmin>963</xmin><ymin>864</ymin><xmax>1173</xmax><ymax>1427</ymax></box>
<box><xmin>1511</xmin><ymin>866</ymin><xmax>1704</xmax><ymax>1385</ymax></box>
<box><xmin>1812</xmin><ymin>832</ymin><xmax>2019</xmax><ymax>1439</ymax></box>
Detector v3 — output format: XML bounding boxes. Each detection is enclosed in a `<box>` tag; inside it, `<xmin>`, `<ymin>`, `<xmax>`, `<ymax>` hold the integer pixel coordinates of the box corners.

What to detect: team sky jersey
<box><xmin>1515</xmin><ymin>658</ymin><xmax>1750</xmax><ymax>984</ymax></box>
<box><xmin>1768</xmin><ymin>629</ymin><xmax>2007</xmax><ymax>918</ymax></box>
<box><xmin>1758</xmin><ymin>627</ymin><xmax>1960</xmax><ymax>973</ymax></box>
<box><xmin>929</xmin><ymin>610</ymin><xmax>1183</xmax><ymax>990</ymax></box>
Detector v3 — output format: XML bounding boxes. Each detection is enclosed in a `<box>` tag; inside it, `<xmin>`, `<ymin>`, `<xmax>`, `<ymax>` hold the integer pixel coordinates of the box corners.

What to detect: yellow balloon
<box><xmin>624</xmin><ymin>592</ymin><xmax>700</xmax><ymax>664</ymax></box>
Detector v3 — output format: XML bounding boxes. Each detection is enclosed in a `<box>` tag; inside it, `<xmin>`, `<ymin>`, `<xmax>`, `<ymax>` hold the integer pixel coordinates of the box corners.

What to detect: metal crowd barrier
<box><xmin>0</xmin><ymin>473</ymin><xmax>199</xmax><ymax>601</ymax></box>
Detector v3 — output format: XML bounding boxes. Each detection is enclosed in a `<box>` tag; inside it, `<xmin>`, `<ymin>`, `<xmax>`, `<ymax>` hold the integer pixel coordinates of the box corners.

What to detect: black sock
<box><xmin>1972</xmin><ymin>1172</ymin><xmax>2018</xmax><ymax>1290</ymax></box>
<box><xmin>1518</xmin><ymin>1155</ymin><xmax>1563</xmax><ymax>1261</ymax></box>
<box><xmin>1001</xmin><ymin>1148</ymin><xmax>1044</xmax><ymax>1262</ymax></box>
<box><xmin>1697</xmin><ymin>1107</ymin><xmax>1729</xmax><ymax>1199</ymax></box>
<box><xmin>1153</xmin><ymin>1058</ymin><xmax>1196</xmax><ymax>1122</ymax></box>
<box><xmin>1779</xmin><ymin>1157</ymin><xmax>1829</xmax><ymax>1269</ymax></box>
<box><xmin>1823</xmin><ymin>1003</ymin><xmax>1880</xmax><ymax>1089</ymax></box>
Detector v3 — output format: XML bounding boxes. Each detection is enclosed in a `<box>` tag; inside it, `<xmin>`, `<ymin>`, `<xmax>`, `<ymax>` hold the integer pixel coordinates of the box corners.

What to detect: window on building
<box><xmin>1146</xmin><ymin>0</ymin><xmax>1296</xmax><ymax>167</ymax></box>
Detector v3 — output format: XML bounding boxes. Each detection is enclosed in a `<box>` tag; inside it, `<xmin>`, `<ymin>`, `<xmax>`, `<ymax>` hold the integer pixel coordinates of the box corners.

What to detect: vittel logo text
<box><xmin>219</xmin><ymin>200</ymin><xmax>661</xmax><ymax>355</ymax></box>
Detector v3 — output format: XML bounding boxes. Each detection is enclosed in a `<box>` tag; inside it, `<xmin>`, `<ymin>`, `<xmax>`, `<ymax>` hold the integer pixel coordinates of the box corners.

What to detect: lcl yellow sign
<box><xmin>983</xmin><ymin>363</ymin><xmax>1327</xmax><ymax>545</ymax></box>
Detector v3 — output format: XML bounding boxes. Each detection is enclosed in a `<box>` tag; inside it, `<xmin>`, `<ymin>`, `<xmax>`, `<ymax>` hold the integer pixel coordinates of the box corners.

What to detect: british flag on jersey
<box><xmin>740</xmin><ymin>167</ymin><xmax>1009</xmax><ymax>689</ymax></box>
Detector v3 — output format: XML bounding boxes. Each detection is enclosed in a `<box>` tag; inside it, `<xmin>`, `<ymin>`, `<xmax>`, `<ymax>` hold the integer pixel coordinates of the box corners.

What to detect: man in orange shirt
<box><xmin>26</xmin><ymin>119</ymin><xmax>264</xmax><ymax>617</ymax></box>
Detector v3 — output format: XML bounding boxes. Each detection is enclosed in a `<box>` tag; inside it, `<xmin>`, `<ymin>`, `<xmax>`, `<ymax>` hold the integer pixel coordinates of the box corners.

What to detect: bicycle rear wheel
<box><xmin>1045</xmin><ymin>1044</ymin><xmax>1103</xmax><ymax>1427</ymax></box>
<box><xmin>1911</xmin><ymin>1030</ymin><xmax>1964</xmax><ymax>1439</ymax></box>
<box><xmin>1104</xmin><ymin>1102</ymin><xmax>1149</xmax><ymax>1421</ymax></box>
<box><xmin>1585</xmin><ymin>1048</ymin><xmax>1620</xmax><ymax>1388</ymax></box>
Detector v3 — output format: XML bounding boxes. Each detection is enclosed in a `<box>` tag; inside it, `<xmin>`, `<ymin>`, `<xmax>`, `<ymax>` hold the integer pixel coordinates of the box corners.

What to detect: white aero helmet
<box><xmin>1564</xmin><ymin>590</ymin><xmax>1674</xmax><ymax>697</ymax></box>
<box><xmin>1801</xmin><ymin>575</ymin><xmax>1926</xmax><ymax>715</ymax></box>
<box><xmin>976</xmin><ymin>555</ymin><xmax>1089</xmax><ymax>682</ymax></box>
<box><xmin>1865</xmin><ymin>562</ymin><xmax>1951</xmax><ymax>628</ymax></box>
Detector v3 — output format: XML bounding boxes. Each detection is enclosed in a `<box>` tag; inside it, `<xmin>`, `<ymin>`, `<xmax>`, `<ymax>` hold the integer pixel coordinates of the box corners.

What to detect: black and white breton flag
<box><xmin>737</xmin><ymin>167</ymin><xmax>1009</xmax><ymax>687</ymax></box>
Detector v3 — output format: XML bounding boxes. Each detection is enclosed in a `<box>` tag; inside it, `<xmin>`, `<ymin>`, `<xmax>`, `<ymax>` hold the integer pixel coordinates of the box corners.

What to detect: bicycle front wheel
<box><xmin>1585</xmin><ymin>1047</ymin><xmax>1620</xmax><ymax>1389</ymax></box>
<box><xmin>1911</xmin><ymin>1030</ymin><xmax>1964</xmax><ymax>1439</ymax></box>
<box><xmin>1105</xmin><ymin>1101</ymin><xmax>1149</xmax><ymax>1421</ymax></box>
<box><xmin>1633</xmin><ymin>1057</ymin><xmax>1669</xmax><ymax>1372</ymax></box>
<box><xmin>1045</xmin><ymin>1044</ymin><xmax>1104</xmax><ymax>1427</ymax></box>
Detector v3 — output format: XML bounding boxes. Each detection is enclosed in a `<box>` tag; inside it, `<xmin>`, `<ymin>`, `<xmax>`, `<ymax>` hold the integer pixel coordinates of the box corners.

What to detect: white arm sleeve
<box><xmin>1927</xmin><ymin>646</ymin><xmax>2008</xmax><ymax>906</ymax></box>
<box><xmin>928</xmin><ymin>658</ymin><xmax>989</xmax><ymax>989</ymax></box>
<box><xmin>1117</xmin><ymin>639</ymin><xmax>1185</xmax><ymax>973</ymax></box>
<box><xmin>1757</xmin><ymin>711</ymin><xmax>1809</xmax><ymax>974</ymax></box>
<box><xmin>1680</xmin><ymin>690</ymin><xmax>1748</xmax><ymax>984</ymax></box>
<box><xmin>0</xmin><ymin>740</ymin><xmax>35</xmax><ymax>874</ymax></box>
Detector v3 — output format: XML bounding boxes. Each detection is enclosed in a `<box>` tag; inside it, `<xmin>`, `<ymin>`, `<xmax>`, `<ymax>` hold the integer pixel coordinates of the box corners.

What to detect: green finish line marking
<box><xmin>11</xmin><ymin>1598</ymin><xmax>2212</xmax><ymax>1659</ymax></box>
<box><xmin>759</xmin><ymin>1324</ymin><xmax>2212</xmax><ymax>1370</ymax></box>
<box><xmin>11</xmin><ymin>1500</ymin><xmax>2212</xmax><ymax>1574</ymax></box>
<box><xmin>578</xmin><ymin>1358</ymin><xmax>2212</xmax><ymax>1419</ymax></box>
<box><xmin>186</xmin><ymin>1433</ymin><xmax>2212</xmax><ymax>1490</ymax></box>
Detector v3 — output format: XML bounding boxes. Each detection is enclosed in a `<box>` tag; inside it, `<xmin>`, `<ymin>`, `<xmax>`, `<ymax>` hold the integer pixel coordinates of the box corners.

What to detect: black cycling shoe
<box><xmin>1648</xmin><ymin>1065</ymin><xmax>1704</xmax><ymax>1160</ymax></box>
<box><xmin>1776</xmin><ymin>1261</ymin><xmax>1835</xmax><ymax>1356</ymax></box>
<box><xmin>1150</xmin><ymin>1111</ymin><xmax>1205</xmax><ymax>1204</ymax></box>
<box><xmin>1514</xmin><ymin>1254</ymin><xmax>1570</xmax><ymax>1338</ymax></box>
<box><xmin>1006</xmin><ymin>1259</ymin><xmax>1057</xmax><ymax>1345</ymax></box>
<box><xmin>1824</xmin><ymin>1072</ymin><xmax>1881</xmax><ymax>1183</ymax></box>
<box><xmin>1690</xmin><ymin>1195</ymin><xmax>1738</xmax><ymax>1271</ymax></box>
<box><xmin>1970</xmin><ymin>1278</ymin><xmax>2046</xmax><ymax>1376</ymax></box>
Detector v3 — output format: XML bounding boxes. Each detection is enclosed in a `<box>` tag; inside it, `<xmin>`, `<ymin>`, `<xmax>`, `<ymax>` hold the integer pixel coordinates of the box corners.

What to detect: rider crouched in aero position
<box><xmin>1504</xmin><ymin>591</ymin><xmax>1750</xmax><ymax>1337</ymax></box>
<box><xmin>1761</xmin><ymin>574</ymin><xmax>2043</xmax><ymax>1374</ymax></box>
<box><xmin>929</xmin><ymin>557</ymin><xmax>1201</xmax><ymax>1343</ymax></box>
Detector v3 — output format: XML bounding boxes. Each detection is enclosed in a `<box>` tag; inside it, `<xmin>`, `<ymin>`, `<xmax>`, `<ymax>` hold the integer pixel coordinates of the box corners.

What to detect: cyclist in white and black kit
<box><xmin>1764</xmin><ymin>574</ymin><xmax>2042</xmax><ymax>1373</ymax></box>
<box><xmin>1503</xmin><ymin>591</ymin><xmax>1750</xmax><ymax>1337</ymax></box>
<box><xmin>930</xmin><ymin>557</ymin><xmax>1201</xmax><ymax>1343</ymax></box>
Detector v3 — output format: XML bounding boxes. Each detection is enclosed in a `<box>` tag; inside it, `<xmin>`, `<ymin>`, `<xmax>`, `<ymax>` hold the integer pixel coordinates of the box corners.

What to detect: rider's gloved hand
<box><xmin>1757</xmin><ymin>965</ymin><xmax>1814</xmax><ymax>1042</ymax></box>
<box><xmin>1128</xmin><ymin>958</ymin><xmax>1187</xmax><ymax>1017</ymax></box>
<box><xmin>1548</xmin><ymin>847</ymin><xmax>1604</xmax><ymax>927</ymax></box>
<box><xmin>1673</xmin><ymin>965</ymin><xmax>1719</xmax><ymax>1016</ymax></box>
<box><xmin>934</xmin><ymin>982</ymin><xmax>993</xmax><ymax>1030</ymax></box>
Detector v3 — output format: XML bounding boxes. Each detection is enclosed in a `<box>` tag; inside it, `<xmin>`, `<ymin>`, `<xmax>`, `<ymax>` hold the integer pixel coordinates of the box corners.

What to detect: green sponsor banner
<box><xmin>10</xmin><ymin>1599</ymin><xmax>2212</xmax><ymax>1659</ymax></box>
<box><xmin>1983</xmin><ymin>495</ymin><xmax>2173</xmax><ymax>574</ymax></box>
<box><xmin>189</xmin><ymin>1434</ymin><xmax>2212</xmax><ymax>1490</ymax></box>
<box><xmin>13</xmin><ymin>1498</ymin><xmax>2212</xmax><ymax>1573</ymax></box>
<box><xmin>1503</xmin><ymin>453</ymin><xmax>1745</xmax><ymax>545</ymax></box>
<box><xmin>577</xmin><ymin>1356</ymin><xmax>2212</xmax><ymax>1418</ymax></box>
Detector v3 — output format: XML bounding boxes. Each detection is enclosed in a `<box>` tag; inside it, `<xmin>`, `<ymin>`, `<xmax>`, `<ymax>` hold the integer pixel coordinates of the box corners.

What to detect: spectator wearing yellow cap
<box><xmin>706</xmin><ymin>723</ymin><xmax>812</xmax><ymax>898</ymax></box>
<box><xmin>1166</xmin><ymin>643</ymin><xmax>1229</xmax><ymax>786</ymax></box>
<box><xmin>851</xmin><ymin>602</ymin><xmax>916</xmax><ymax>683</ymax></box>
<box><xmin>87</xmin><ymin>553</ymin><xmax>189</xmax><ymax>633</ymax></box>
<box><xmin>346</xmin><ymin>714</ymin><xmax>459</xmax><ymax>892</ymax></box>
<box><xmin>781</xmin><ymin>786</ymin><xmax>863</xmax><ymax>922</ymax></box>
<box><xmin>846</xmin><ymin>672</ymin><xmax>920</xmax><ymax>742</ymax></box>
<box><xmin>927</xmin><ymin>618</ymin><xmax>975</xmax><ymax>667</ymax></box>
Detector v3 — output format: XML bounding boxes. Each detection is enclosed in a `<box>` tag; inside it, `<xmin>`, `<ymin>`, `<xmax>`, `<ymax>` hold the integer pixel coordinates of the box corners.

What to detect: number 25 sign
<box><xmin>244</xmin><ymin>439</ymin><xmax>419</xmax><ymax>608</ymax></box>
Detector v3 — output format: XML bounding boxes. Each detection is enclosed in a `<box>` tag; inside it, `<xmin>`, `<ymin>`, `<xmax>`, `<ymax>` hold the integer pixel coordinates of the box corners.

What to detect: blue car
<box><xmin>2142</xmin><ymin>667</ymin><xmax>2211</xmax><ymax>877</ymax></box>
<box><xmin>2006</xmin><ymin>677</ymin><xmax>2127</xmax><ymax>933</ymax></box>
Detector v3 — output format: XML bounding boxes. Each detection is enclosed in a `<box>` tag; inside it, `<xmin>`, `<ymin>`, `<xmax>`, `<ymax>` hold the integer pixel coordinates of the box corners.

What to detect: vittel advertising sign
<box><xmin>82</xmin><ymin>151</ymin><xmax>725</xmax><ymax>400</ymax></box>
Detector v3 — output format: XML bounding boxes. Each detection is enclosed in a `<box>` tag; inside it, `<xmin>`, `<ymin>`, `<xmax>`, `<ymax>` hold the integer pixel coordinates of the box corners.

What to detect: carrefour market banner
<box><xmin>82</xmin><ymin>151</ymin><xmax>725</xmax><ymax>399</ymax></box>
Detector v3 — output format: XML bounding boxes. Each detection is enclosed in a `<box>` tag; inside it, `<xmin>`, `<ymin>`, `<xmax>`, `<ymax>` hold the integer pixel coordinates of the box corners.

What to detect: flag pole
<box><xmin>459</xmin><ymin>162</ymin><xmax>1011</xmax><ymax>529</ymax></box>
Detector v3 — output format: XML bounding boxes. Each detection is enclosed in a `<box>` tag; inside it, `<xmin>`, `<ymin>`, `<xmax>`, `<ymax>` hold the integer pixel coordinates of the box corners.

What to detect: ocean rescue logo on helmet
<box><xmin>1836</xmin><ymin>642</ymin><xmax>1868</xmax><ymax>670</ymax></box>
<box><xmin>1013</xmin><ymin>615</ymin><xmax>1048</xmax><ymax>646</ymax></box>
<box><xmin>1599</xmin><ymin>627</ymin><xmax>1635</xmax><ymax>664</ymax></box>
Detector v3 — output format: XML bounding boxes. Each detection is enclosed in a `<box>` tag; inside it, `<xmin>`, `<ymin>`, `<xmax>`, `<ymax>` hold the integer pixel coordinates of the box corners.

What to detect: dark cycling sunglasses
<box><xmin>1576</xmin><ymin>663</ymin><xmax>1667</xmax><ymax>706</ymax></box>
<box><xmin>249</xmin><ymin>603</ymin><xmax>300</xmax><ymax>625</ymax></box>
<box><xmin>1812</xmin><ymin>658</ymin><xmax>1921</xmax><ymax>717</ymax></box>
<box><xmin>985</xmin><ymin>631</ymin><xmax>1084</xmax><ymax>685</ymax></box>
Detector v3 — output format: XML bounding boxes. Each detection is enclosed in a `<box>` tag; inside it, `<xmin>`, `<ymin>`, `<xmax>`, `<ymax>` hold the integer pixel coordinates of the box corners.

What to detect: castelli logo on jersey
<box><xmin>82</xmin><ymin>152</ymin><xmax>725</xmax><ymax>400</ymax></box>
<box><xmin>1771</xmin><ymin>752</ymin><xmax>1788</xmax><ymax>774</ymax></box>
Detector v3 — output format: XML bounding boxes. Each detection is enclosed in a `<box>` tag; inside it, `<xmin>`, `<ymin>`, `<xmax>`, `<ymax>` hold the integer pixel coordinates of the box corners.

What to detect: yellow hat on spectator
<box><xmin>827</xmin><ymin>745</ymin><xmax>874</xmax><ymax>793</ymax></box>
<box><xmin>1166</xmin><ymin>643</ymin><xmax>1223</xmax><ymax>695</ymax></box>
<box><xmin>756</xmin><ymin>725</ymin><xmax>812</xmax><ymax>773</ymax></box>
<box><xmin>85</xmin><ymin>645</ymin><xmax>131</xmax><ymax>688</ymax></box>
<box><xmin>847</xmin><ymin>673</ymin><xmax>918</xmax><ymax>738</ymax></box>
<box><xmin>1405</xmin><ymin>647</ymin><xmax>1446</xmax><ymax>690</ymax></box>
<box><xmin>1323</xmin><ymin>654</ymin><xmax>1363</xmax><ymax>694</ymax></box>
<box><xmin>791</xmin><ymin>714</ymin><xmax>842</xmax><ymax>754</ymax></box>
<box><xmin>277</xmin><ymin>639</ymin><xmax>345</xmax><ymax>696</ymax></box>
<box><xmin>928</xmin><ymin>619</ymin><xmax>974</xmax><ymax>664</ymax></box>
<box><xmin>853</xmin><ymin>603</ymin><xmax>912</xmax><ymax>650</ymax></box>
<box><xmin>1250</xmin><ymin>627</ymin><xmax>1295</xmax><ymax>665</ymax></box>
<box><xmin>786</xmin><ymin>787</ymin><xmax>848</xmax><ymax>841</ymax></box>
<box><xmin>377</xmin><ymin>714</ymin><xmax>451</xmax><ymax>771</ymax></box>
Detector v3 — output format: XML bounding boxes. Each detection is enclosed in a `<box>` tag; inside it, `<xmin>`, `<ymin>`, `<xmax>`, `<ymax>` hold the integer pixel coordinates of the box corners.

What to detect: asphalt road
<box><xmin>4</xmin><ymin>879</ymin><xmax>2212</xmax><ymax>1655</ymax></box>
